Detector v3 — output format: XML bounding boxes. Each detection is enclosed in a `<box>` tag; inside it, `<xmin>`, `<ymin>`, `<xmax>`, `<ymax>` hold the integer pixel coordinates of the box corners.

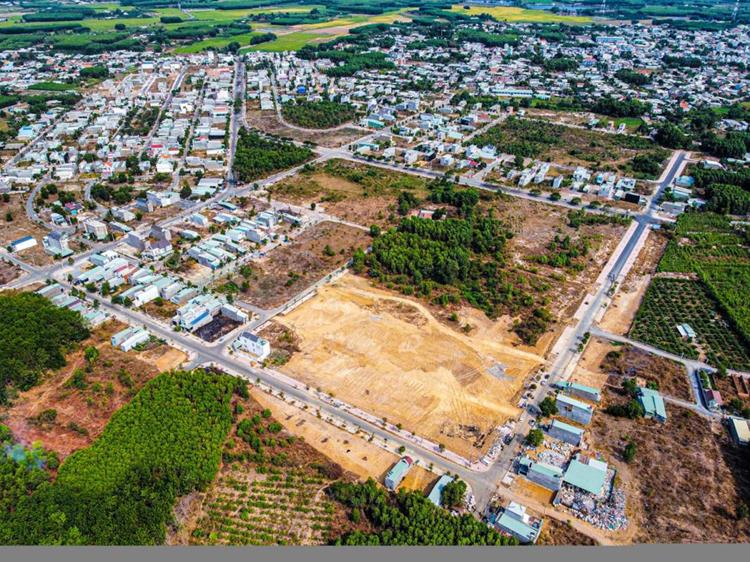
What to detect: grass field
<box><xmin>450</xmin><ymin>4</ymin><xmax>593</xmax><ymax>24</ymax></box>
<box><xmin>245</xmin><ymin>31</ymin><xmax>326</xmax><ymax>52</ymax></box>
<box><xmin>174</xmin><ymin>30</ymin><xmax>263</xmax><ymax>54</ymax></box>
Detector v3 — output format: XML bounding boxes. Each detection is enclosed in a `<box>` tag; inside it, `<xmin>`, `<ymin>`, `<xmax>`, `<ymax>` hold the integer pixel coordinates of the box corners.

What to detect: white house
<box><xmin>233</xmin><ymin>331</ymin><xmax>271</xmax><ymax>360</ymax></box>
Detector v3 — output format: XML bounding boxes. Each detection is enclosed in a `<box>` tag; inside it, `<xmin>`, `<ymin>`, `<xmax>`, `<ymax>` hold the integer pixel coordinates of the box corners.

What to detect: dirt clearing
<box><xmin>0</xmin><ymin>320</ymin><xmax>164</xmax><ymax>459</ymax></box>
<box><xmin>251</xmin><ymin>387</ymin><xmax>433</xmax><ymax>490</ymax></box>
<box><xmin>233</xmin><ymin>220</ymin><xmax>369</xmax><ymax>309</ymax></box>
<box><xmin>246</xmin><ymin>107</ymin><xmax>364</xmax><ymax>148</ymax></box>
<box><xmin>274</xmin><ymin>273</ymin><xmax>544</xmax><ymax>458</ymax></box>
<box><xmin>599</xmin><ymin>230</ymin><xmax>668</xmax><ymax>335</ymax></box>
<box><xmin>590</xmin><ymin>390</ymin><xmax>750</xmax><ymax>543</ymax></box>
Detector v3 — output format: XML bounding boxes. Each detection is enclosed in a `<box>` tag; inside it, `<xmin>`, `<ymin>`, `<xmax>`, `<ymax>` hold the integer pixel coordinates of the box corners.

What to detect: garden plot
<box><xmin>629</xmin><ymin>277</ymin><xmax>750</xmax><ymax>370</ymax></box>
<box><xmin>273</xmin><ymin>274</ymin><xmax>544</xmax><ymax>458</ymax></box>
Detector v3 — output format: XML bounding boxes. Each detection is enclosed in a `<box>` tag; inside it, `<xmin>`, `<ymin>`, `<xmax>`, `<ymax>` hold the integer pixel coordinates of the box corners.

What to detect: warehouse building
<box><xmin>519</xmin><ymin>457</ymin><xmax>563</xmax><ymax>491</ymax></box>
<box><xmin>563</xmin><ymin>455</ymin><xmax>608</xmax><ymax>496</ymax></box>
<box><xmin>492</xmin><ymin>502</ymin><xmax>543</xmax><ymax>544</ymax></box>
<box><xmin>427</xmin><ymin>474</ymin><xmax>455</xmax><ymax>507</ymax></box>
<box><xmin>638</xmin><ymin>387</ymin><xmax>667</xmax><ymax>422</ymax></box>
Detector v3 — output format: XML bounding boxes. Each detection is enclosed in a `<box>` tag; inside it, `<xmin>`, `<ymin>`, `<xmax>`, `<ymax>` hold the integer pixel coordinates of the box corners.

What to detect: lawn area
<box><xmin>449</xmin><ymin>4</ymin><xmax>593</xmax><ymax>24</ymax></box>
<box><xmin>244</xmin><ymin>31</ymin><xmax>325</xmax><ymax>52</ymax></box>
<box><xmin>27</xmin><ymin>81</ymin><xmax>78</xmax><ymax>92</ymax></box>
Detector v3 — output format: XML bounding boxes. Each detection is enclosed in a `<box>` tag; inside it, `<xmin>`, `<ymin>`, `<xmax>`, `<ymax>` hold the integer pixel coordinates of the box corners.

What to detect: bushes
<box><xmin>0</xmin><ymin>292</ymin><xmax>89</xmax><ymax>404</ymax></box>
<box><xmin>282</xmin><ymin>100</ymin><xmax>356</xmax><ymax>129</ymax></box>
<box><xmin>329</xmin><ymin>479</ymin><xmax>516</xmax><ymax>545</ymax></box>
<box><xmin>233</xmin><ymin>129</ymin><xmax>312</xmax><ymax>182</ymax></box>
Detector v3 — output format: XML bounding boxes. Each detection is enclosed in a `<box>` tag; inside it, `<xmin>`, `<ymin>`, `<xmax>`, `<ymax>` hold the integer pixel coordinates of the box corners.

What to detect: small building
<box><xmin>519</xmin><ymin>457</ymin><xmax>563</xmax><ymax>491</ymax></box>
<box><xmin>563</xmin><ymin>455</ymin><xmax>608</xmax><ymax>496</ymax></box>
<box><xmin>427</xmin><ymin>474</ymin><xmax>454</xmax><ymax>507</ymax></box>
<box><xmin>556</xmin><ymin>393</ymin><xmax>594</xmax><ymax>425</ymax></box>
<box><xmin>556</xmin><ymin>381</ymin><xmax>601</xmax><ymax>403</ymax></box>
<box><xmin>728</xmin><ymin>417</ymin><xmax>750</xmax><ymax>446</ymax></box>
<box><xmin>83</xmin><ymin>218</ymin><xmax>109</xmax><ymax>241</ymax></box>
<box><xmin>384</xmin><ymin>456</ymin><xmax>413</xmax><ymax>491</ymax></box>
<box><xmin>676</xmin><ymin>323</ymin><xmax>696</xmax><ymax>340</ymax></box>
<box><xmin>42</xmin><ymin>230</ymin><xmax>73</xmax><ymax>258</ymax></box>
<box><xmin>638</xmin><ymin>387</ymin><xmax>667</xmax><ymax>422</ymax></box>
<box><xmin>547</xmin><ymin>419</ymin><xmax>584</xmax><ymax>446</ymax></box>
<box><xmin>233</xmin><ymin>331</ymin><xmax>271</xmax><ymax>360</ymax></box>
<box><xmin>9</xmin><ymin>235</ymin><xmax>37</xmax><ymax>253</ymax></box>
<box><xmin>493</xmin><ymin>502</ymin><xmax>543</xmax><ymax>544</ymax></box>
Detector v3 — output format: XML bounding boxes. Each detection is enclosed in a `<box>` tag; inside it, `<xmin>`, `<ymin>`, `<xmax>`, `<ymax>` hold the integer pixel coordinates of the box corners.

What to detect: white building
<box><xmin>83</xmin><ymin>218</ymin><xmax>109</xmax><ymax>241</ymax></box>
<box><xmin>233</xmin><ymin>331</ymin><xmax>271</xmax><ymax>360</ymax></box>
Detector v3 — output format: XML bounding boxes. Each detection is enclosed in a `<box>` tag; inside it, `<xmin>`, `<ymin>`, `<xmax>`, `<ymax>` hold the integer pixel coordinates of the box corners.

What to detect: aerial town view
<box><xmin>0</xmin><ymin>0</ymin><xmax>749</xmax><ymax>556</ymax></box>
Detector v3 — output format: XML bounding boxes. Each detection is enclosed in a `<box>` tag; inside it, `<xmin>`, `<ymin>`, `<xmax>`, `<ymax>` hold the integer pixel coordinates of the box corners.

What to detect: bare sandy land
<box><xmin>275</xmin><ymin>274</ymin><xmax>545</xmax><ymax>458</ymax></box>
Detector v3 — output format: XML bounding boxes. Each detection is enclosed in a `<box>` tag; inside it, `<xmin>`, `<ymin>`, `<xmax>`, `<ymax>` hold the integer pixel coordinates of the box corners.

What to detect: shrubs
<box><xmin>526</xmin><ymin>428</ymin><xmax>544</xmax><ymax>447</ymax></box>
<box><xmin>232</xmin><ymin>129</ymin><xmax>312</xmax><ymax>182</ymax></box>
<box><xmin>0</xmin><ymin>293</ymin><xmax>89</xmax><ymax>404</ymax></box>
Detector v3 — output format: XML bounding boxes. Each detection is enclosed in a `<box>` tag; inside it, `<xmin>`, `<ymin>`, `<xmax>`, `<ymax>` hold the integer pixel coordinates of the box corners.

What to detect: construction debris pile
<box><xmin>557</xmin><ymin>469</ymin><xmax>628</xmax><ymax>531</ymax></box>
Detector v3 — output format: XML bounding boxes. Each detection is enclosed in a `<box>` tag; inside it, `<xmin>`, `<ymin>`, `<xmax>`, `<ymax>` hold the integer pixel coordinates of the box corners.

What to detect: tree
<box><xmin>84</xmin><ymin>346</ymin><xmax>99</xmax><ymax>364</ymax></box>
<box><xmin>526</xmin><ymin>428</ymin><xmax>544</xmax><ymax>447</ymax></box>
<box><xmin>180</xmin><ymin>185</ymin><xmax>192</xmax><ymax>200</ymax></box>
<box><xmin>539</xmin><ymin>396</ymin><xmax>558</xmax><ymax>417</ymax></box>
<box><xmin>623</xmin><ymin>440</ymin><xmax>637</xmax><ymax>463</ymax></box>
<box><xmin>441</xmin><ymin>478</ymin><xmax>467</xmax><ymax>509</ymax></box>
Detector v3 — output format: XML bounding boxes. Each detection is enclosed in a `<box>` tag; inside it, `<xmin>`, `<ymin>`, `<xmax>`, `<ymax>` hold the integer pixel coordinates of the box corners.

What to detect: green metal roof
<box><xmin>557</xmin><ymin>393</ymin><xmax>593</xmax><ymax>412</ymax></box>
<box><xmin>530</xmin><ymin>461</ymin><xmax>563</xmax><ymax>479</ymax></box>
<box><xmin>551</xmin><ymin>419</ymin><xmax>585</xmax><ymax>436</ymax></box>
<box><xmin>563</xmin><ymin>459</ymin><xmax>607</xmax><ymax>495</ymax></box>
<box><xmin>496</xmin><ymin>512</ymin><xmax>538</xmax><ymax>543</ymax></box>
<box><xmin>638</xmin><ymin>387</ymin><xmax>667</xmax><ymax>421</ymax></box>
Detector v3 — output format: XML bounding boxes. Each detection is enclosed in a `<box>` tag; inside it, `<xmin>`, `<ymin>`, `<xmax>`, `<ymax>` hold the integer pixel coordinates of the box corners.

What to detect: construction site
<box><xmin>272</xmin><ymin>273</ymin><xmax>545</xmax><ymax>458</ymax></box>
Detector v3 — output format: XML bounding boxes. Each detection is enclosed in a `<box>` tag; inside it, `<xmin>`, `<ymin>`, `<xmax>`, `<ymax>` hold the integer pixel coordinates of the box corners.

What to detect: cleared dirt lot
<box><xmin>235</xmin><ymin>220</ymin><xmax>370</xmax><ymax>309</ymax></box>
<box><xmin>591</xmin><ymin>389</ymin><xmax>750</xmax><ymax>543</ymax></box>
<box><xmin>0</xmin><ymin>320</ymin><xmax>171</xmax><ymax>459</ymax></box>
<box><xmin>251</xmin><ymin>387</ymin><xmax>434</xmax><ymax>491</ymax></box>
<box><xmin>537</xmin><ymin>518</ymin><xmax>597</xmax><ymax>546</ymax></box>
<box><xmin>274</xmin><ymin>274</ymin><xmax>544</xmax><ymax>458</ymax></box>
<box><xmin>0</xmin><ymin>193</ymin><xmax>55</xmax><ymax>266</ymax></box>
<box><xmin>268</xmin><ymin>159</ymin><xmax>429</xmax><ymax>228</ymax></box>
<box><xmin>246</xmin><ymin>107</ymin><xmax>364</xmax><ymax>148</ymax></box>
<box><xmin>0</xmin><ymin>260</ymin><xmax>20</xmax><ymax>284</ymax></box>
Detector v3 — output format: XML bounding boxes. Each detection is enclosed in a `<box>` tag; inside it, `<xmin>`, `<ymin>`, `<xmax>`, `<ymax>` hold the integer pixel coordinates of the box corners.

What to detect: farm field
<box><xmin>223</xmin><ymin>220</ymin><xmax>369</xmax><ymax>310</ymax></box>
<box><xmin>629</xmin><ymin>277</ymin><xmax>750</xmax><ymax>370</ymax></box>
<box><xmin>449</xmin><ymin>4</ymin><xmax>593</xmax><ymax>24</ymax></box>
<box><xmin>273</xmin><ymin>273</ymin><xmax>544</xmax><ymax>458</ymax></box>
<box><xmin>177</xmin><ymin>390</ymin><xmax>359</xmax><ymax>546</ymax></box>
<box><xmin>630</xmin><ymin>213</ymin><xmax>750</xmax><ymax>370</ymax></box>
<box><xmin>590</xmin><ymin>388</ymin><xmax>750</xmax><ymax>543</ymax></box>
<box><xmin>0</xmin><ymin>320</ymin><xmax>168</xmax><ymax>459</ymax></box>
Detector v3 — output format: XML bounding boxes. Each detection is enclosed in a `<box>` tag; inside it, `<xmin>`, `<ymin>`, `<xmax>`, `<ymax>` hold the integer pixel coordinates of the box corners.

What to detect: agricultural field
<box><xmin>272</xmin><ymin>273</ymin><xmax>544</xmax><ymax>458</ymax></box>
<box><xmin>220</xmin><ymin>220</ymin><xmax>369</xmax><ymax>310</ymax></box>
<box><xmin>590</xmin><ymin>388</ymin><xmax>750</xmax><ymax>543</ymax></box>
<box><xmin>630</xmin><ymin>213</ymin><xmax>750</xmax><ymax>370</ymax></box>
<box><xmin>474</xmin><ymin>118</ymin><xmax>670</xmax><ymax>179</ymax></box>
<box><xmin>449</xmin><ymin>4</ymin><xmax>593</xmax><ymax>24</ymax></box>
<box><xmin>177</xmin><ymin>390</ymin><xmax>359</xmax><ymax>546</ymax></box>
<box><xmin>629</xmin><ymin>277</ymin><xmax>750</xmax><ymax>370</ymax></box>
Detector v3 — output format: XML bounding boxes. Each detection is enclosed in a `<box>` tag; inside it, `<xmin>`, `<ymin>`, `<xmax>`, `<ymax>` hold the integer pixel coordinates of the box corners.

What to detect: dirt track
<box><xmin>275</xmin><ymin>274</ymin><xmax>545</xmax><ymax>458</ymax></box>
